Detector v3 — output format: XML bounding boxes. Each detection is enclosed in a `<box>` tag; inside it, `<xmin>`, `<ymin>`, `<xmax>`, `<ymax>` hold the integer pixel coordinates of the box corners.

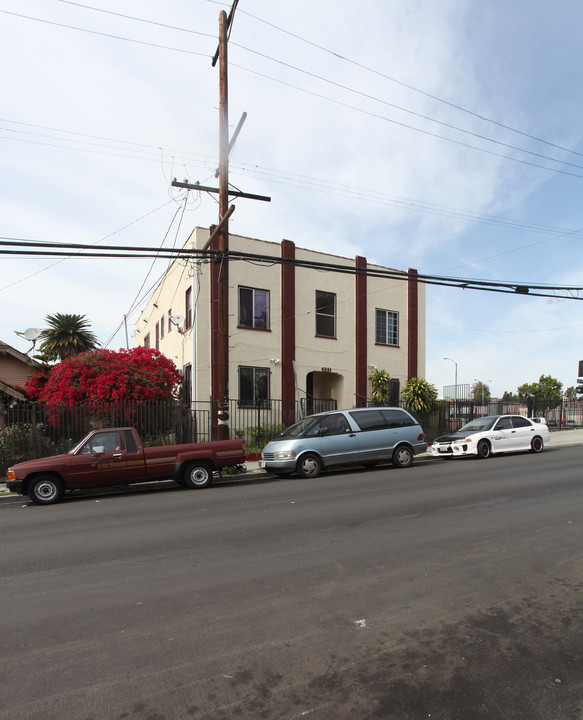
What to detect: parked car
<box><xmin>259</xmin><ymin>406</ymin><xmax>427</xmax><ymax>478</ymax></box>
<box><xmin>6</xmin><ymin>427</ymin><xmax>246</xmax><ymax>505</ymax></box>
<box><xmin>431</xmin><ymin>415</ymin><xmax>550</xmax><ymax>459</ymax></box>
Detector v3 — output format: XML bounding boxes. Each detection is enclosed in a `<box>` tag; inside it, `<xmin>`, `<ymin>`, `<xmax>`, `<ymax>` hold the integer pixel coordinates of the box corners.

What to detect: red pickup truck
<box><xmin>6</xmin><ymin>427</ymin><xmax>246</xmax><ymax>505</ymax></box>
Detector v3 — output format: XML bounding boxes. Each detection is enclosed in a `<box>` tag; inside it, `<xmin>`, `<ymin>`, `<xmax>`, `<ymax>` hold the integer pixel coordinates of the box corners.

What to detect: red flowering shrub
<box><xmin>24</xmin><ymin>348</ymin><xmax>181</xmax><ymax>405</ymax></box>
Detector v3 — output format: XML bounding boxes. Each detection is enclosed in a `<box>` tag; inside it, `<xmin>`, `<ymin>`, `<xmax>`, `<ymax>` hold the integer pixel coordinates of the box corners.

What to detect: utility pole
<box><xmin>171</xmin><ymin>0</ymin><xmax>270</xmax><ymax>440</ymax></box>
<box><xmin>214</xmin><ymin>8</ymin><xmax>230</xmax><ymax>440</ymax></box>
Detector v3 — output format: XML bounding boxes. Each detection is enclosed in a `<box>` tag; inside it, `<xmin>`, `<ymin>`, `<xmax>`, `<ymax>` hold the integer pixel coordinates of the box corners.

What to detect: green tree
<box><xmin>564</xmin><ymin>386</ymin><xmax>578</xmax><ymax>401</ymax></box>
<box><xmin>517</xmin><ymin>374</ymin><xmax>563</xmax><ymax>411</ymax></box>
<box><xmin>401</xmin><ymin>377</ymin><xmax>438</xmax><ymax>413</ymax></box>
<box><xmin>471</xmin><ymin>380</ymin><xmax>491</xmax><ymax>404</ymax></box>
<box><xmin>368</xmin><ymin>368</ymin><xmax>392</xmax><ymax>405</ymax></box>
<box><xmin>39</xmin><ymin>313</ymin><xmax>99</xmax><ymax>361</ymax></box>
<box><xmin>502</xmin><ymin>390</ymin><xmax>518</xmax><ymax>402</ymax></box>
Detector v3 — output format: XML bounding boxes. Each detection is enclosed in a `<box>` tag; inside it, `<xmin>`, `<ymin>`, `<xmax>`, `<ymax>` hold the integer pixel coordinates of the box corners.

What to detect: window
<box><xmin>144</xmin><ymin>333</ymin><xmax>150</xmax><ymax>348</ymax></box>
<box><xmin>160</xmin><ymin>315</ymin><xmax>165</xmax><ymax>339</ymax></box>
<box><xmin>349</xmin><ymin>409</ymin><xmax>387</xmax><ymax>431</ymax></box>
<box><xmin>511</xmin><ymin>416</ymin><xmax>532</xmax><ymax>428</ymax></box>
<box><xmin>381</xmin><ymin>408</ymin><xmax>414</xmax><ymax>428</ymax></box>
<box><xmin>168</xmin><ymin>309</ymin><xmax>172</xmax><ymax>333</ymax></box>
<box><xmin>185</xmin><ymin>287</ymin><xmax>192</xmax><ymax>329</ymax></box>
<box><xmin>315</xmin><ymin>290</ymin><xmax>336</xmax><ymax>338</ymax></box>
<box><xmin>238</xmin><ymin>286</ymin><xmax>269</xmax><ymax>329</ymax></box>
<box><xmin>155</xmin><ymin>322</ymin><xmax>160</xmax><ymax>351</ymax></box>
<box><xmin>376</xmin><ymin>308</ymin><xmax>399</xmax><ymax>346</ymax></box>
<box><xmin>239</xmin><ymin>366</ymin><xmax>270</xmax><ymax>407</ymax></box>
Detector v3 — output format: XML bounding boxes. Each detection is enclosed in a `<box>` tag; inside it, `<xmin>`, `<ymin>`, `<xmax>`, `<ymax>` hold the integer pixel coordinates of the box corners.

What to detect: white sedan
<box><xmin>431</xmin><ymin>415</ymin><xmax>551</xmax><ymax>459</ymax></box>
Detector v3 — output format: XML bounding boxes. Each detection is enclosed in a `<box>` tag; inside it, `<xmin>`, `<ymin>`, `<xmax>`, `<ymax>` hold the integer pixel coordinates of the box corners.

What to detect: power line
<box><xmin>0</xmin><ymin>10</ymin><xmax>211</xmax><ymax>58</ymax></box>
<box><xmin>4</xmin><ymin>7</ymin><xmax>580</xmax><ymax>176</ymax></box>
<box><xmin>230</xmin><ymin>42</ymin><xmax>583</xmax><ymax>172</ymax></box>
<box><xmin>237</xmin><ymin>7</ymin><xmax>583</xmax><ymax>159</ymax></box>
<box><xmin>3</xmin><ymin>117</ymin><xmax>582</xmax><ymax>240</ymax></box>
<box><xmin>1</xmin><ymin>238</ymin><xmax>581</xmax><ymax>301</ymax></box>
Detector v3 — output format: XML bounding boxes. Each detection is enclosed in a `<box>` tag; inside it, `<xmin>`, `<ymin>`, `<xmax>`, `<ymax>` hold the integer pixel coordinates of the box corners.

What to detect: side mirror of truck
<box><xmin>92</xmin><ymin>446</ymin><xmax>105</xmax><ymax>455</ymax></box>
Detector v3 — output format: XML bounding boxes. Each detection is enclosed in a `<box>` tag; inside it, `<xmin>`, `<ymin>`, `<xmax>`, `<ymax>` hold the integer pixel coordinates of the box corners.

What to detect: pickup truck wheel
<box><xmin>184</xmin><ymin>462</ymin><xmax>213</xmax><ymax>489</ymax></box>
<box><xmin>28</xmin><ymin>475</ymin><xmax>64</xmax><ymax>505</ymax></box>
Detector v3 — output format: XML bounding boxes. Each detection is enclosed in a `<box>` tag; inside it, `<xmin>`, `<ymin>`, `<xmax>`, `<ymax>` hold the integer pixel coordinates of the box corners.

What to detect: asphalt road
<box><xmin>1</xmin><ymin>446</ymin><xmax>582</xmax><ymax>720</ymax></box>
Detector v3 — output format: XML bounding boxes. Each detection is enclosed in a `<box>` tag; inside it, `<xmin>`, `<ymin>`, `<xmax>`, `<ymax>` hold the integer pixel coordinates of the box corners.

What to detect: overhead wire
<box><xmin>3</xmin><ymin>7</ymin><xmax>581</xmax><ymax>176</ymax></box>
<box><xmin>236</xmin><ymin>6</ymin><xmax>583</xmax><ymax>159</ymax></box>
<box><xmin>1</xmin><ymin>238</ymin><xmax>581</xmax><ymax>301</ymax></box>
<box><xmin>3</xmin><ymin>117</ymin><xmax>582</xmax><ymax>240</ymax></box>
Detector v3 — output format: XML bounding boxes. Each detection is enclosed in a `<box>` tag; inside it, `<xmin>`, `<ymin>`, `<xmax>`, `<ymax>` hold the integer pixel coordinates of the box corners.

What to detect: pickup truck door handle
<box><xmin>113</xmin><ymin>453</ymin><xmax>123</xmax><ymax>457</ymax></box>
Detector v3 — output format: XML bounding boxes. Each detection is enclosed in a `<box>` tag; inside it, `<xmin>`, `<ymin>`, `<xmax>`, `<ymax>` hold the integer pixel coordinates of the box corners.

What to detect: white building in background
<box><xmin>136</xmin><ymin>227</ymin><xmax>425</xmax><ymax>421</ymax></box>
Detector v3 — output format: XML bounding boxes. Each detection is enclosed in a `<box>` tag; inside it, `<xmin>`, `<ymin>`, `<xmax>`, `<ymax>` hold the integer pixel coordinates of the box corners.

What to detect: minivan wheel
<box><xmin>296</xmin><ymin>453</ymin><xmax>322</xmax><ymax>478</ymax></box>
<box><xmin>392</xmin><ymin>445</ymin><xmax>413</xmax><ymax>468</ymax></box>
<box><xmin>28</xmin><ymin>475</ymin><xmax>64</xmax><ymax>505</ymax></box>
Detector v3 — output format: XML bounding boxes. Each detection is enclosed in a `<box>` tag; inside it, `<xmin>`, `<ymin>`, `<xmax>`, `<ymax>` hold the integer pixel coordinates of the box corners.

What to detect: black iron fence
<box><xmin>1</xmin><ymin>397</ymin><xmax>581</xmax><ymax>477</ymax></box>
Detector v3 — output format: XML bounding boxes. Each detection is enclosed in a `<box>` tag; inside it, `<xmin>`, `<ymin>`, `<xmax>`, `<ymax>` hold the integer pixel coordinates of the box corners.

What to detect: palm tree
<box><xmin>39</xmin><ymin>313</ymin><xmax>99</xmax><ymax>360</ymax></box>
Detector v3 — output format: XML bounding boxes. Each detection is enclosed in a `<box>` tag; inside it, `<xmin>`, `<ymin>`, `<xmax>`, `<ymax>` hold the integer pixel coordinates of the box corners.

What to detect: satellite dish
<box><xmin>23</xmin><ymin>328</ymin><xmax>42</xmax><ymax>341</ymax></box>
<box><xmin>170</xmin><ymin>315</ymin><xmax>184</xmax><ymax>326</ymax></box>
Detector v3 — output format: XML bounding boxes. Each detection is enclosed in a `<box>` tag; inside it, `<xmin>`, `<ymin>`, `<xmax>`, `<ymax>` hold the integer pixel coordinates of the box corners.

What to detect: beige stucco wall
<box><xmin>135</xmin><ymin>227</ymin><xmax>426</xmax><ymax>409</ymax></box>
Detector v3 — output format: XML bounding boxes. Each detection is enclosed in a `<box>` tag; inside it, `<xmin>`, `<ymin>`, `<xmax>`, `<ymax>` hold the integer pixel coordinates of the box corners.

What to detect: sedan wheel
<box><xmin>530</xmin><ymin>436</ymin><xmax>544</xmax><ymax>453</ymax></box>
<box><xmin>477</xmin><ymin>439</ymin><xmax>491</xmax><ymax>459</ymax></box>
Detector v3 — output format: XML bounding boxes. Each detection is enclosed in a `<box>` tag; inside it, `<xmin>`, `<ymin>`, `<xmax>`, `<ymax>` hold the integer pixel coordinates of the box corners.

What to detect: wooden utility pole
<box><xmin>172</xmin><ymin>0</ymin><xmax>269</xmax><ymax>440</ymax></box>
<box><xmin>215</xmin><ymin>8</ymin><xmax>230</xmax><ymax>439</ymax></box>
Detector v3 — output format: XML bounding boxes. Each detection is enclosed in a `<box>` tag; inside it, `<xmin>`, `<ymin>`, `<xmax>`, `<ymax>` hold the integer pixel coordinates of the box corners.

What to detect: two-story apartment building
<box><xmin>136</xmin><ymin>227</ymin><xmax>425</xmax><ymax>418</ymax></box>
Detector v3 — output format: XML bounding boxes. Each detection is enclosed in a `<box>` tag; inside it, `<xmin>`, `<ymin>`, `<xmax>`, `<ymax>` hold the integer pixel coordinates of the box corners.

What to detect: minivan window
<box><xmin>280</xmin><ymin>416</ymin><xmax>319</xmax><ymax>438</ymax></box>
<box><xmin>349</xmin><ymin>409</ymin><xmax>387</xmax><ymax>431</ymax></box>
<box><xmin>381</xmin><ymin>409</ymin><xmax>415</xmax><ymax>428</ymax></box>
<box><xmin>320</xmin><ymin>414</ymin><xmax>351</xmax><ymax>435</ymax></box>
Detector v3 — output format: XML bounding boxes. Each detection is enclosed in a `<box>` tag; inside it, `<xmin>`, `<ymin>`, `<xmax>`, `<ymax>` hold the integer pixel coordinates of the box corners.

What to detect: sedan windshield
<box><xmin>458</xmin><ymin>417</ymin><xmax>497</xmax><ymax>433</ymax></box>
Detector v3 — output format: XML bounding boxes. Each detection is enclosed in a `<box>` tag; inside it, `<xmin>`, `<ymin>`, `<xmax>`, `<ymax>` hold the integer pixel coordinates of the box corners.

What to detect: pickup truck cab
<box><xmin>6</xmin><ymin>427</ymin><xmax>246</xmax><ymax>505</ymax></box>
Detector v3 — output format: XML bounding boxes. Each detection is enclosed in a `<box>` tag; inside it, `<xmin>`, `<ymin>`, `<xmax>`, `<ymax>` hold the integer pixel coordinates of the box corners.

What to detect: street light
<box><xmin>443</xmin><ymin>357</ymin><xmax>458</xmax><ymax>399</ymax></box>
<box><xmin>444</xmin><ymin>357</ymin><xmax>458</xmax><ymax>419</ymax></box>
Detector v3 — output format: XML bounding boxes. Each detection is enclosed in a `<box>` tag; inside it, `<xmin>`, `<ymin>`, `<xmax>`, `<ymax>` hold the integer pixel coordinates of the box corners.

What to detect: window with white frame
<box><xmin>238</xmin><ymin>286</ymin><xmax>269</xmax><ymax>329</ymax></box>
<box><xmin>185</xmin><ymin>287</ymin><xmax>192</xmax><ymax>329</ymax></box>
<box><xmin>238</xmin><ymin>366</ymin><xmax>270</xmax><ymax>407</ymax></box>
<box><xmin>375</xmin><ymin>308</ymin><xmax>399</xmax><ymax>346</ymax></box>
<box><xmin>315</xmin><ymin>290</ymin><xmax>336</xmax><ymax>338</ymax></box>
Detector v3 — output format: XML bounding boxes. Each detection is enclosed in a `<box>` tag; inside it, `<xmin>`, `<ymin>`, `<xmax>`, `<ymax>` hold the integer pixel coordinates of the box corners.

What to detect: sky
<box><xmin>2</xmin><ymin>0</ymin><xmax>583</xmax><ymax>399</ymax></box>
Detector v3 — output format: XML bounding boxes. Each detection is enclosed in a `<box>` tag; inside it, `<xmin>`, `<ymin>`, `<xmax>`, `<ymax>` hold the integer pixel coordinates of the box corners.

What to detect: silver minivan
<box><xmin>259</xmin><ymin>406</ymin><xmax>427</xmax><ymax>478</ymax></box>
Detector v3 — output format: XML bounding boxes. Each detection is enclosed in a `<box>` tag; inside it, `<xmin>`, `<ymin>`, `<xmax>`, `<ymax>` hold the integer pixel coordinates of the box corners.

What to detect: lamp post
<box><xmin>444</xmin><ymin>357</ymin><xmax>458</xmax><ymax>419</ymax></box>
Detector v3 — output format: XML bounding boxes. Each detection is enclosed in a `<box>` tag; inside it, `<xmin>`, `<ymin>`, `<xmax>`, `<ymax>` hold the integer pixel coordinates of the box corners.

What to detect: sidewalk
<box><xmin>2</xmin><ymin>428</ymin><xmax>582</xmax><ymax>501</ymax></box>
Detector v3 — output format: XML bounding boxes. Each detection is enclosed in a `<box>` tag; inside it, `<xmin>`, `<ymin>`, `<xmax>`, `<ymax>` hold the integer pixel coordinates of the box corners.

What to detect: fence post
<box><xmin>31</xmin><ymin>404</ymin><xmax>38</xmax><ymax>456</ymax></box>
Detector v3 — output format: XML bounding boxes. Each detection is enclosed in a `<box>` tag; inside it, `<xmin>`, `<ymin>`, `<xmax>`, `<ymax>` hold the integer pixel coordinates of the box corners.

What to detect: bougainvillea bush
<box><xmin>24</xmin><ymin>347</ymin><xmax>182</xmax><ymax>406</ymax></box>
